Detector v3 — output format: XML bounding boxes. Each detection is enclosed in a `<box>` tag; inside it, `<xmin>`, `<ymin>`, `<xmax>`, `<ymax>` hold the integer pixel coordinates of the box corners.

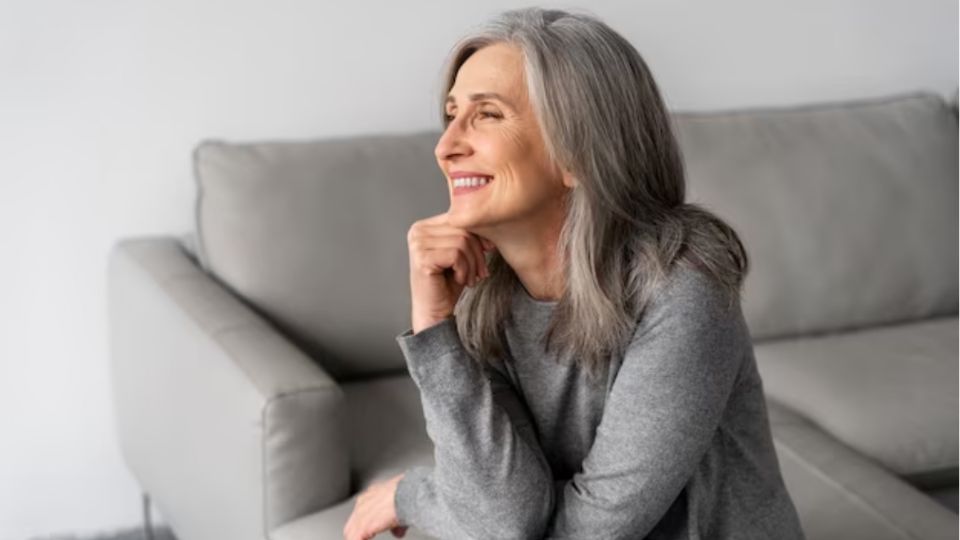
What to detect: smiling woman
<box><xmin>343</xmin><ymin>7</ymin><xmax>805</xmax><ymax>540</ymax></box>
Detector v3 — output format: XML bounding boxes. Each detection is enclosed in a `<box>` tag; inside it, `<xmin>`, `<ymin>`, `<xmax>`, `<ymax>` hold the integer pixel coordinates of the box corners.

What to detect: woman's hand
<box><xmin>406</xmin><ymin>212</ymin><xmax>496</xmax><ymax>333</ymax></box>
<box><xmin>343</xmin><ymin>473</ymin><xmax>408</xmax><ymax>540</ymax></box>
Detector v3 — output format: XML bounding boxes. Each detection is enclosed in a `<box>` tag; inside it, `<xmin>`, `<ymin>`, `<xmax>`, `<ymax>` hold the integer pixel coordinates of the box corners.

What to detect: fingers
<box><xmin>452</xmin><ymin>236</ymin><xmax>479</xmax><ymax>287</ymax></box>
<box><xmin>344</xmin><ymin>474</ymin><xmax>407</xmax><ymax>540</ymax></box>
<box><xmin>409</xmin><ymin>213</ymin><xmax>492</xmax><ymax>286</ymax></box>
<box><xmin>470</xmin><ymin>234</ymin><xmax>487</xmax><ymax>280</ymax></box>
<box><xmin>343</xmin><ymin>498</ymin><xmax>374</xmax><ymax>540</ymax></box>
<box><xmin>428</xmin><ymin>244</ymin><xmax>472</xmax><ymax>287</ymax></box>
<box><xmin>409</xmin><ymin>225</ymin><xmax>466</xmax><ymax>285</ymax></box>
<box><xmin>459</xmin><ymin>234</ymin><xmax>481</xmax><ymax>286</ymax></box>
<box><xmin>416</xmin><ymin>231</ymin><xmax>483</xmax><ymax>287</ymax></box>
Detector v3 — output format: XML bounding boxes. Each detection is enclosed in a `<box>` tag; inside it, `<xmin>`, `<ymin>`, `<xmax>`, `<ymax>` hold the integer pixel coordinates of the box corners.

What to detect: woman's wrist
<box><xmin>412</xmin><ymin>313</ymin><xmax>454</xmax><ymax>334</ymax></box>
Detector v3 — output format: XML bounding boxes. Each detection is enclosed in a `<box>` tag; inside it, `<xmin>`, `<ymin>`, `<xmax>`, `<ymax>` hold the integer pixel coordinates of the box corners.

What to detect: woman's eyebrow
<box><xmin>445</xmin><ymin>92</ymin><xmax>515</xmax><ymax>110</ymax></box>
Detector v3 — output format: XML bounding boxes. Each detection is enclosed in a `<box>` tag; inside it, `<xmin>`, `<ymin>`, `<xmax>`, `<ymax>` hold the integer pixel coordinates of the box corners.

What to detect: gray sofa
<box><xmin>108</xmin><ymin>91</ymin><xmax>959</xmax><ymax>540</ymax></box>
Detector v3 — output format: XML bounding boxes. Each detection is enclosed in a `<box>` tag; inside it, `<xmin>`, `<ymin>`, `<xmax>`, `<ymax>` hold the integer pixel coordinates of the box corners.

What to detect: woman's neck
<box><xmin>478</xmin><ymin>210</ymin><xmax>566</xmax><ymax>302</ymax></box>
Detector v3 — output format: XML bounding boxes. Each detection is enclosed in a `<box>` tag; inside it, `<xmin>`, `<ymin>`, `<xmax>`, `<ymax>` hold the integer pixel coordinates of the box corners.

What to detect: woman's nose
<box><xmin>435</xmin><ymin>118</ymin><xmax>473</xmax><ymax>162</ymax></box>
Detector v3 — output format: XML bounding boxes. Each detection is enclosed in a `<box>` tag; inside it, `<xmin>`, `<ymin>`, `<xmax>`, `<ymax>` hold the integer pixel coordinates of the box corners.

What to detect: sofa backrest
<box><xmin>193</xmin><ymin>92</ymin><xmax>958</xmax><ymax>380</ymax></box>
<box><xmin>674</xmin><ymin>92</ymin><xmax>957</xmax><ymax>341</ymax></box>
<box><xmin>194</xmin><ymin>132</ymin><xmax>445</xmax><ymax>380</ymax></box>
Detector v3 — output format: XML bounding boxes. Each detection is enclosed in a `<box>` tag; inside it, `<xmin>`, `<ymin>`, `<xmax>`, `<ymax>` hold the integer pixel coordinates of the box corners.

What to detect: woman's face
<box><xmin>437</xmin><ymin>42</ymin><xmax>573</xmax><ymax>233</ymax></box>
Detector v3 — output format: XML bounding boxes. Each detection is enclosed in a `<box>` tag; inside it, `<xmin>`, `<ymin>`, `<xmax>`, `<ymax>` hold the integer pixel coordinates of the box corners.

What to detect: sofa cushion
<box><xmin>754</xmin><ymin>315</ymin><xmax>958</xmax><ymax>483</ymax></box>
<box><xmin>766</xmin><ymin>399</ymin><xmax>958</xmax><ymax>540</ymax></box>
<box><xmin>194</xmin><ymin>132</ymin><xmax>448</xmax><ymax>379</ymax></box>
<box><xmin>925</xmin><ymin>485</ymin><xmax>958</xmax><ymax>514</ymax></box>
<box><xmin>674</xmin><ymin>92</ymin><xmax>958</xmax><ymax>341</ymax></box>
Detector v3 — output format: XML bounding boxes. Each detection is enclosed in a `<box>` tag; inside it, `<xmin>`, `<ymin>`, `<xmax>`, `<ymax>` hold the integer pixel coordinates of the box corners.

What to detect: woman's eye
<box><xmin>443</xmin><ymin>111</ymin><xmax>502</xmax><ymax>123</ymax></box>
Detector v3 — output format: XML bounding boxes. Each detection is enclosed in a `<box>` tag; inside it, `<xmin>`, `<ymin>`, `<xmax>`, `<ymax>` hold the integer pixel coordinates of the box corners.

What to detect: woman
<box><xmin>345</xmin><ymin>7</ymin><xmax>804</xmax><ymax>540</ymax></box>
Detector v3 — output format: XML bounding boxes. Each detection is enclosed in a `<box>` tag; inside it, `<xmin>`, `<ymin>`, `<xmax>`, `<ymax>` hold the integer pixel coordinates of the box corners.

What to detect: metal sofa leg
<box><xmin>142</xmin><ymin>492</ymin><xmax>156</xmax><ymax>540</ymax></box>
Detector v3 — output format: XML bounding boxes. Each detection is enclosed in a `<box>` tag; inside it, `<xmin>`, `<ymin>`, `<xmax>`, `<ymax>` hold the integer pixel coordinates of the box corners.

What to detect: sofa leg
<box><xmin>142</xmin><ymin>492</ymin><xmax>156</xmax><ymax>540</ymax></box>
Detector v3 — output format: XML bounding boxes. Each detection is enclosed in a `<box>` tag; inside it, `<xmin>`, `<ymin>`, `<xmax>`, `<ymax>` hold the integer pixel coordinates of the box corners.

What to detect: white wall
<box><xmin>1</xmin><ymin>0</ymin><xmax>955</xmax><ymax>538</ymax></box>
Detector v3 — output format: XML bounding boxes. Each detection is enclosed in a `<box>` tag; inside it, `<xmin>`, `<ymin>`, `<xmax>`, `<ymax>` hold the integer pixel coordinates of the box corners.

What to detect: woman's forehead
<box><xmin>450</xmin><ymin>43</ymin><xmax>526</xmax><ymax>104</ymax></box>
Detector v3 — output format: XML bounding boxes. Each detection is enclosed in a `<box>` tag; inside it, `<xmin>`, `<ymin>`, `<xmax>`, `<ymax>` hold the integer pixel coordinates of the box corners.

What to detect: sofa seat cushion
<box><xmin>755</xmin><ymin>315</ymin><xmax>958</xmax><ymax>483</ymax></box>
<box><xmin>766</xmin><ymin>399</ymin><xmax>958</xmax><ymax>540</ymax></box>
<box><xmin>924</xmin><ymin>485</ymin><xmax>959</xmax><ymax>513</ymax></box>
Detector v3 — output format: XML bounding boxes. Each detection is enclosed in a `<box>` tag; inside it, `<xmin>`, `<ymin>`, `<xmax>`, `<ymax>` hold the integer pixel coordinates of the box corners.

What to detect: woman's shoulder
<box><xmin>616</xmin><ymin>263</ymin><xmax>753</xmax><ymax>383</ymax></box>
<box><xmin>654</xmin><ymin>262</ymin><xmax>738</xmax><ymax>308</ymax></box>
<box><xmin>636</xmin><ymin>261</ymin><xmax>746</xmax><ymax>336</ymax></box>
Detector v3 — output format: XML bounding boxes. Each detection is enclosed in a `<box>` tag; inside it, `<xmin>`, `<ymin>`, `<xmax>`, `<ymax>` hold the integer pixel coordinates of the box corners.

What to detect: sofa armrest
<box><xmin>768</xmin><ymin>399</ymin><xmax>958</xmax><ymax>540</ymax></box>
<box><xmin>108</xmin><ymin>236</ymin><xmax>349</xmax><ymax>540</ymax></box>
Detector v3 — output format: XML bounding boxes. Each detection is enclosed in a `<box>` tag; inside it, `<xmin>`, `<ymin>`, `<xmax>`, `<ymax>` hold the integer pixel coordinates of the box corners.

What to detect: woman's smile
<box><xmin>452</xmin><ymin>176</ymin><xmax>494</xmax><ymax>196</ymax></box>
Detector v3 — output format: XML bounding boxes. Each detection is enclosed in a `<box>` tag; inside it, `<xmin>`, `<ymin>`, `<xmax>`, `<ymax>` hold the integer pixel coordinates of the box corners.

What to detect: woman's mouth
<box><xmin>452</xmin><ymin>175</ymin><xmax>494</xmax><ymax>196</ymax></box>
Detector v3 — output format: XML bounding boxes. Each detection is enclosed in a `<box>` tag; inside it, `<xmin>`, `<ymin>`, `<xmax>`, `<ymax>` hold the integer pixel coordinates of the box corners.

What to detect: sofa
<box><xmin>107</xmin><ymin>90</ymin><xmax>959</xmax><ymax>540</ymax></box>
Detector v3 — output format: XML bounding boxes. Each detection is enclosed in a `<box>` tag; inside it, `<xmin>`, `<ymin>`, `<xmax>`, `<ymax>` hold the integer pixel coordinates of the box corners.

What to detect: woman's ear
<box><xmin>561</xmin><ymin>169</ymin><xmax>577</xmax><ymax>189</ymax></box>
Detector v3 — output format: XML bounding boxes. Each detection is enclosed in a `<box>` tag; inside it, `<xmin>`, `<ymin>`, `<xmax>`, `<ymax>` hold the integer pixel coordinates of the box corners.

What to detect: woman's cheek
<box><xmin>503</xmin><ymin>126</ymin><xmax>530</xmax><ymax>151</ymax></box>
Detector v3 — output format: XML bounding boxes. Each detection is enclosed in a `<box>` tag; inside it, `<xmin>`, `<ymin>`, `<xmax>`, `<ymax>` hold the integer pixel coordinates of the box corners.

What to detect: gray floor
<box><xmin>29</xmin><ymin>526</ymin><xmax>178</xmax><ymax>540</ymax></box>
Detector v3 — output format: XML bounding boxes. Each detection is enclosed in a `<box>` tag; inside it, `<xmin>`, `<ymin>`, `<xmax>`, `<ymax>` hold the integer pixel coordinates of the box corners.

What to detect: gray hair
<box><xmin>446</xmin><ymin>7</ymin><xmax>749</xmax><ymax>379</ymax></box>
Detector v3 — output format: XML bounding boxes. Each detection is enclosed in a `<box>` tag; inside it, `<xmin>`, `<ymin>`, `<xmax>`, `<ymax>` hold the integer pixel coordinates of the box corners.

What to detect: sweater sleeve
<box><xmin>544</xmin><ymin>268</ymin><xmax>748</xmax><ymax>539</ymax></box>
<box><xmin>394</xmin><ymin>316</ymin><xmax>555</xmax><ymax>540</ymax></box>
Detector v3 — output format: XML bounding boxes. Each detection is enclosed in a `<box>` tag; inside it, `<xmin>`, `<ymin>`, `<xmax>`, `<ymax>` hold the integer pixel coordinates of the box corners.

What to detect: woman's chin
<box><xmin>446</xmin><ymin>207</ymin><xmax>483</xmax><ymax>229</ymax></box>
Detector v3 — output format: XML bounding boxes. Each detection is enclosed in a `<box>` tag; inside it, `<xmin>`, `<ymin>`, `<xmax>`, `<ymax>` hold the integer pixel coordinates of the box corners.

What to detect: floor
<box><xmin>29</xmin><ymin>526</ymin><xmax>178</xmax><ymax>540</ymax></box>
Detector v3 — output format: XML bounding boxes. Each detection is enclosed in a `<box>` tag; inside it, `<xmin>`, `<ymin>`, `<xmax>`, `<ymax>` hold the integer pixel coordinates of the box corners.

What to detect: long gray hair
<box><xmin>447</xmin><ymin>7</ymin><xmax>749</xmax><ymax>379</ymax></box>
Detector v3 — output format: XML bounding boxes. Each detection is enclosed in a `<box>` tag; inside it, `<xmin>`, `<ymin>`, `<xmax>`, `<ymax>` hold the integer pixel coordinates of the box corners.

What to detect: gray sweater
<box><xmin>394</xmin><ymin>265</ymin><xmax>805</xmax><ymax>539</ymax></box>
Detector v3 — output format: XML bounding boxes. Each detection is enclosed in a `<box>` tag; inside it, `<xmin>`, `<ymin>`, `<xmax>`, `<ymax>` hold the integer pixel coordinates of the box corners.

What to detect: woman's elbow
<box><xmin>516</xmin><ymin>505</ymin><xmax>552</xmax><ymax>539</ymax></box>
<box><xmin>502</xmin><ymin>480</ymin><xmax>555</xmax><ymax>538</ymax></box>
<box><xmin>470</xmin><ymin>505</ymin><xmax>551</xmax><ymax>540</ymax></box>
<box><xmin>453</xmin><ymin>481</ymin><xmax>554</xmax><ymax>538</ymax></box>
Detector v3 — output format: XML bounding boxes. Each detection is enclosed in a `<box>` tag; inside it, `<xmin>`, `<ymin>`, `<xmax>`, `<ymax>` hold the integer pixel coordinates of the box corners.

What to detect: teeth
<box><xmin>453</xmin><ymin>176</ymin><xmax>492</xmax><ymax>188</ymax></box>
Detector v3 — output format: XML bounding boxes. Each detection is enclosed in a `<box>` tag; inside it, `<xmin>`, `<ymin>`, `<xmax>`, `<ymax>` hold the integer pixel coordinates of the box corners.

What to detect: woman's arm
<box><xmin>395</xmin><ymin>316</ymin><xmax>555</xmax><ymax>540</ymax></box>
<box><xmin>544</xmin><ymin>267</ymin><xmax>747</xmax><ymax>539</ymax></box>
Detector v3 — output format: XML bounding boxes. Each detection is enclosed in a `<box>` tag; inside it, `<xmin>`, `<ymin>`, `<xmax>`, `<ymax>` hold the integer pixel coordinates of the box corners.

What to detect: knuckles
<box><xmin>406</xmin><ymin>220</ymin><xmax>474</xmax><ymax>277</ymax></box>
<box><xmin>406</xmin><ymin>224</ymin><xmax>419</xmax><ymax>245</ymax></box>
